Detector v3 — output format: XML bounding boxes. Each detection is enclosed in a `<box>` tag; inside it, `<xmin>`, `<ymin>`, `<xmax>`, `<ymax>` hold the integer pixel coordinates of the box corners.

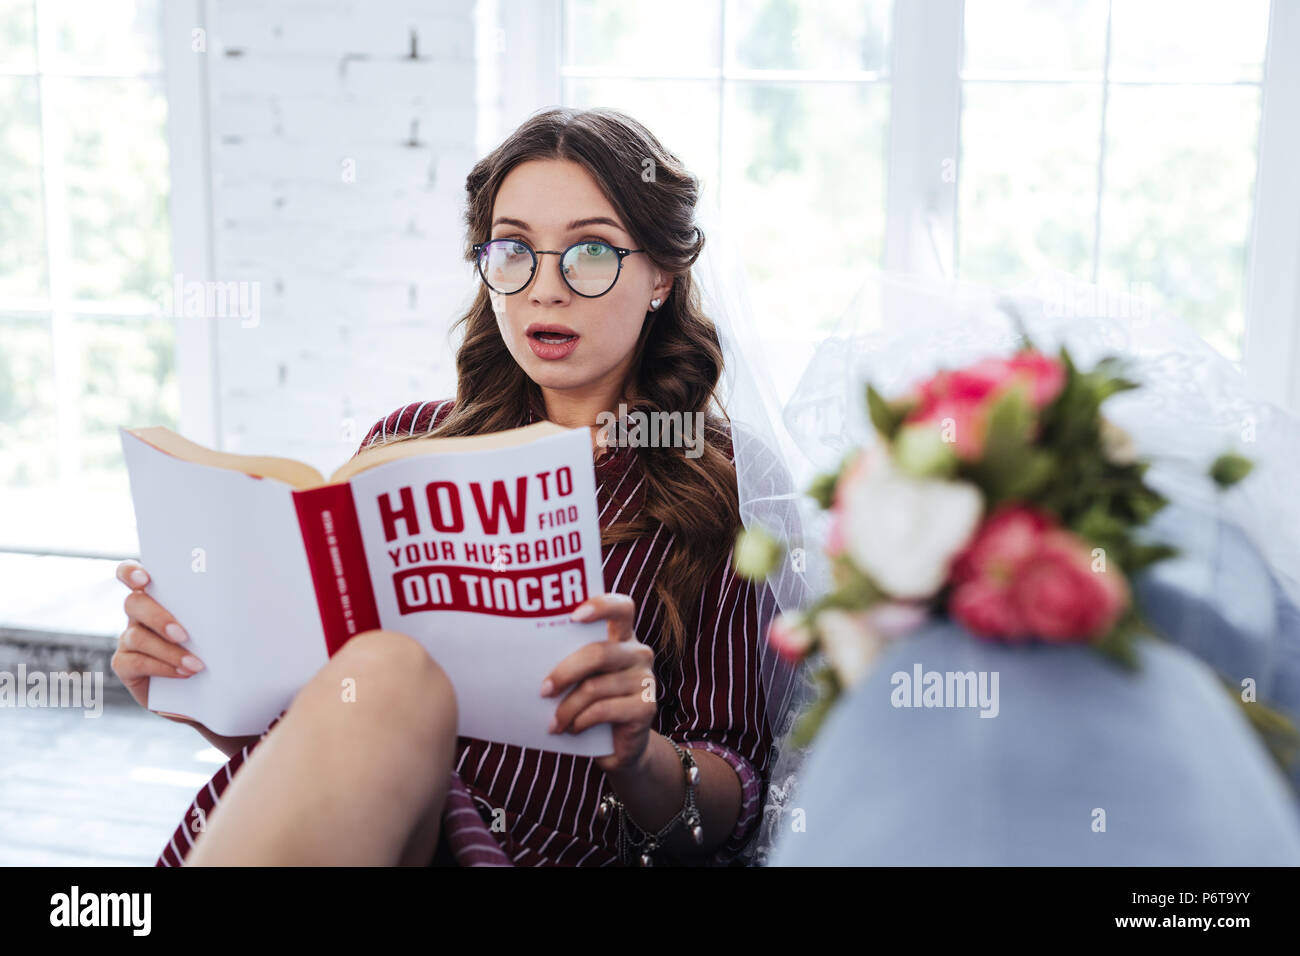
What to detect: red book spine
<box><xmin>293</xmin><ymin>484</ymin><xmax>381</xmax><ymax>656</ymax></box>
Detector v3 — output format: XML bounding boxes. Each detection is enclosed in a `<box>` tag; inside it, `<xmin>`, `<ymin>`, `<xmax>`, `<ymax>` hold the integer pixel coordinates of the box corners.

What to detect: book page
<box><xmin>120</xmin><ymin>429</ymin><xmax>329</xmax><ymax>737</ymax></box>
<box><xmin>347</xmin><ymin>426</ymin><xmax>614</xmax><ymax>757</ymax></box>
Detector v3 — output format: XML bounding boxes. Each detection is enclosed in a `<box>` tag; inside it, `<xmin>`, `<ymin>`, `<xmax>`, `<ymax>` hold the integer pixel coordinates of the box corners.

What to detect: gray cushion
<box><xmin>769</xmin><ymin>621</ymin><xmax>1300</xmax><ymax>865</ymax></box>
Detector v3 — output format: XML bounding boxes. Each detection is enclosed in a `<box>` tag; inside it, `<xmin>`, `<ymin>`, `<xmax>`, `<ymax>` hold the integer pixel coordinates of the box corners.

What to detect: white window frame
<box><xmin>0</xmin><ymin>0</ymin><xmax>214</xmax><ymax>560</ymax></box>
<box><xmin>1243</xmin><ymin>0</ymin><xmax>1300</xmax><ymax>412</ymax></box>
<box><xmin>164</xmin><ymin>0</ymin><xmax>220</xmax><ymax>450</ymax></box>
<box><xmin>524</xmin><ymin>0</ymin><xmax>1300</xmax><ymax>412</ymax></box>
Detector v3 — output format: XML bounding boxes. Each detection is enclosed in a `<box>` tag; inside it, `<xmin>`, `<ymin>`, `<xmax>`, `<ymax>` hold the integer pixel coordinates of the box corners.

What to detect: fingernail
<box><xmin>547</xmin><ymin>716</ymin><xmax>558</xmax><ymax>733</ymax></box>
<box><xmin>130</xmin><ymin>569</ymin><xmax>149</xmax><ymax>587</ymax></box>
<box><xmin>181</xmin><ymin>655</ymin><xmax>204</xmax><ymax>673</ymax></box>
<box><xmin>165</xmin><ymin>623</ymin><xmax>189</xmax><ymax>643</ymax></box>
<box><xmin>570</xmin><ymin>604</ymin><xmax>593</xmax><ymax>621</ymax></box>
<box><xmin>540</xmin><ymin>678</ymin><xmax>554</xmax><ymax>697</ymax></box>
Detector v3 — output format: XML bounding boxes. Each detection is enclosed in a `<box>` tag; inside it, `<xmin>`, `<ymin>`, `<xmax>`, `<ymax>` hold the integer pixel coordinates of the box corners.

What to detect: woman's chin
<box><xmin>521</xmin><ymin>360</ymin><xmax>596</xmax><ymax>392</ymax></box>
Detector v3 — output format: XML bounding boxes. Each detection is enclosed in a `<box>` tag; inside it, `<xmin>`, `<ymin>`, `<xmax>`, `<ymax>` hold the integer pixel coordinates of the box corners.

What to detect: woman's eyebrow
<box><xmin>491</xmin><ymin>216</ymin><xmax>626</xmax><ymax>232</ymax></box>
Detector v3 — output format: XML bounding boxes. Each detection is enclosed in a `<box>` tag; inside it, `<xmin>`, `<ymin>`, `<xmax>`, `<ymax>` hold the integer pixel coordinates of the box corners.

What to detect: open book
<box><xmin>118</xmin><ymin>421</ymin><xmax>614</xmax><ymax>758</ymax></box>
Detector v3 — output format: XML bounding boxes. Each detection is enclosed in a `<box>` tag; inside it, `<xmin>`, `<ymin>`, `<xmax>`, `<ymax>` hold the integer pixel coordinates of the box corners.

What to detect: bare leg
<box><xmin>187</xmin><ymin>629</ymin><xmax>457</xmax><ymax>866</ymax></box>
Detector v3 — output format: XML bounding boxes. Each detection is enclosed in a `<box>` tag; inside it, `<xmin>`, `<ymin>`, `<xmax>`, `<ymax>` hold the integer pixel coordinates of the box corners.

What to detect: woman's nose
<box><xmin>528</xmin><ymin>251</ymin><xmax>572</xmax><ymax>304</ymax></box>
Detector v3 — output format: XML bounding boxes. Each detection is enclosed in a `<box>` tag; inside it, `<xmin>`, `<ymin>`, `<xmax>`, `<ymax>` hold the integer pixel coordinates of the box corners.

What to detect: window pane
<box><xmin>0</xmin><ymin>0</ymin><xmax>35</xmax><ymax>68</ymax></box>
<box><xmin>45</xmin><ymin>76</ymin><xmax>171</xmax><ymax>302</ymax></box>
<box><xmin>76</xmin><ymin>314</ymin><xmax>179</xmax><ymax>489</ymax></box>
<box><xmin>726</xmin><ymin>0</ymin><xmax>891</xmax><ymax>73</ymax></box>
<box><xmin>1098</xmin><ymin>86</ymin><xmax>1261</xmax><ymax>359</ymax></box>
<box><xmin>723</xmin><ymin>81</ymin><xmax>888</xmax><ymax>395</ymax></box>
<box><xmin>963</xmin><ymin>0</ymin><xmax>1109</xmax><ymax>75</ymax></box>
<box><xmin>958</xmin><ymin>84</ymin><xmax>1101</xmax><ymax>286</ymax></box>
<box><xmin>563</xmin><ymin>0</ymin><xmax>721</xmax><ymax>73</ymax></box>
<box><xmin>0</xmin><ymin>315</ymin><xmax>57</xmax><ymax>490</ymax></box>
<box><xmin>0</xmin><ymin>76</ymin><xmax>48</xmax><ymax>298</ymax></box>
<box><xmin>36</xmin><ymin>0</ymin><xmax>162</xmax><ymax>74</ymax></box>
<box><xmin>562</xmin><ymin>77</ymin><xmax>722</xmax><ymax>198</ymax></box>
<box><xmin>1108</xmin><ymin>0</ymin><xmax>1270</xmax><ymax>81</ymax></box>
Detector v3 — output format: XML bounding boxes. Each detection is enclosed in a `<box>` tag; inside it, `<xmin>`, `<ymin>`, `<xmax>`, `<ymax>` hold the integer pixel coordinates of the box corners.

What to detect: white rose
<box><xmin>815</xmin><ymin>608</ymin><xmax>883</xmax><ymax>688</ymax></box>
<box><xmin>838</xmin><ymin>447</ymin><xmax>983</xmax><ymax>600</ymax></box>
<box><xmin>1099</xmin><ymin>416</ymin><xmax>1138</xmax><ymax>465</ymax></box>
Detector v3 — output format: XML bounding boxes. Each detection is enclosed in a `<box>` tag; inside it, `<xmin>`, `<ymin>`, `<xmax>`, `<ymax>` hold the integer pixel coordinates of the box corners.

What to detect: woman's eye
<box><xmin>582</xmin><ymin>242</ymin><xmax>608</xmax><ymax>256</ymax></box>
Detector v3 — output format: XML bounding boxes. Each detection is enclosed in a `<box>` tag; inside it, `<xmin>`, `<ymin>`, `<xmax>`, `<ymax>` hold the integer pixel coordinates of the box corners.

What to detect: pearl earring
<box><xmin>650</xmin><ymin>298</ymin><xmax>661</xmax><ymax>311</ymax></box>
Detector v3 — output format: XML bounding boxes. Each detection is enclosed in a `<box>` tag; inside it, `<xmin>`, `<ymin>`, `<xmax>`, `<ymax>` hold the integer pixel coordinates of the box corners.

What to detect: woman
<box><xmin>113</xmin><ymin>107</ymin><xmax>798</xmax><ymax>866</ymax></box>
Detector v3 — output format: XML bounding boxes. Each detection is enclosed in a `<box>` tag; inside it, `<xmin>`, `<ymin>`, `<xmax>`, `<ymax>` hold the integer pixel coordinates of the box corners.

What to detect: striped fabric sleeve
<box><xmin>356</xmin><ymin>398</ymin><xmax>455</xmax><ymax>455</ymax></box>
<box><xmin>657</xmin><ymin>548</ymin><xmax>776</xmax><ymax>866</ymax></box>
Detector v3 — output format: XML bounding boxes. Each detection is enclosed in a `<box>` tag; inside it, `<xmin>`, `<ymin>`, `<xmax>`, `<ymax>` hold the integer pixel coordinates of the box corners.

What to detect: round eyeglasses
<box><xmin>472</xmin><ymin>238</ymin><xmax>647</xmax><ymax>298</ymax></box>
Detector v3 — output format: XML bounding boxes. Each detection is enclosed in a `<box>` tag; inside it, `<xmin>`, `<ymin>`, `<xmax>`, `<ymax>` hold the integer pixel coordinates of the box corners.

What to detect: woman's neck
<box><xmin>539</xmin><ymin>382</ymin><xmax>624</xmax><ymax>460</ymax></box>
<box><xmin>538</xmin><ymin>382</ymin><xmax>618</xmax><ymax>429</ymax></box>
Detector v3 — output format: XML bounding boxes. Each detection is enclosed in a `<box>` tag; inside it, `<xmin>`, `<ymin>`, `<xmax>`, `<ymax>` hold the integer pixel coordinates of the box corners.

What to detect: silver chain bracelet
<box><xmin>597</xmin><ymin>739</ymin><xmax>703</xmax><ymax>866</ymax></box>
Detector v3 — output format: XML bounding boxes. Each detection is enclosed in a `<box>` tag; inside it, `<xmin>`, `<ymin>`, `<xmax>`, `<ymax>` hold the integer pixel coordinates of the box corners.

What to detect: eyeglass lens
<box><xmin>478</xmin><ymin>240</ymin><xmax>621</xmax><ymax>296</ymax></box>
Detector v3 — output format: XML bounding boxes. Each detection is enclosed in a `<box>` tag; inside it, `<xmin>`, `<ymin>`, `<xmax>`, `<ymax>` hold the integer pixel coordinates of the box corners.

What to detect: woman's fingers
<box><xmin>542</xmin><ymin>638</ymin><xmax>652</xmax><ymax>699</ymax></box>
<box><xmin>118</xmin><ymin>623</ymin><xmax>204</xmax><ymax>675</ymax></box>
<box><xmin>122</xmin><ymin>588</ymin><xmax>189</xmax><ymax>646</ymax></box>
<box><xmin>112</xmin><ymin>645</ymin><xmax>197</xmax><ymax>683</ymax></box>
<box><xmin>567</xmin><ymin>696</ymin><xmax>648</xmax><ymax>736</ymax></box>
<box><xmin>116</xmin><ymin>560</ymin><xmax>151</xmax><ymax>590</ymax></box>
<box><xmin>549</xmin><ymin>668</ymin><xmax>646</xmax><ymax>734</ymax></box>
<box><xmin>570</xmin><ymin>592</ymin><xmax>636</xmax><ymax>639</ymax></box>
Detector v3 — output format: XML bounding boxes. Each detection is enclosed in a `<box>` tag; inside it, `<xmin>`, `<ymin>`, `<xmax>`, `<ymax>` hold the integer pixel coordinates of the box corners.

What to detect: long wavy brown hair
<box><xmin>373</xmin><ymin>107</ymin><xmax>740</xmax><ymax>665</ymax></box>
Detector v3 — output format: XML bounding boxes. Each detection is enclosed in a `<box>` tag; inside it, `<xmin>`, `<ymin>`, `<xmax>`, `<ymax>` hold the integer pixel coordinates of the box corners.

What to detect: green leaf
<box><xmin>733</xmin><ymin>525</ymin><xmax>782</xmax><ymax>580</ymax></box>
<box><xmin>894</xmin><ymin>423</ymin><xmax>958</xmax><ymax>479</ymax></box>
<box><xmin>1000</xmin><ymin>449</ymin><xmax>1056</xmax><ymax>500</ymax></box>
<box><xmin>807</xmin><ymin>470</ymin><xmax>839</xmax><ymax>510</ymax></box>
<box><xmin>1091</xmin><ymin>624</ymin><xmax>1141</xmax><ymax>670</ymax></box>
<box><xmin>966</xmin><ymin>383</ymin><xmax>1036</xmax><ymax>501</ymax></box>
<box><xmin>866</xmin><ymin>384</ymin><xmax>906</xmax><ymax>440</ymax></box>
<box><xmin>1210</xmin><ymin>452</ymin><xmax>1254</xmax><ymax>488</ymax></box>
<box><xmin>1125</xmin><ymin>543</ymin><xmax>1179</xmax><ymax>574</ymax></box>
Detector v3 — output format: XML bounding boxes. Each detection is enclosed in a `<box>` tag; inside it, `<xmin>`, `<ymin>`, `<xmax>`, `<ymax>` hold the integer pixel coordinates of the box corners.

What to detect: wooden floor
<box><xmin>0</xmin><ymin>686</ymin><xmax>226</xmax><ymax>866</ymax></box>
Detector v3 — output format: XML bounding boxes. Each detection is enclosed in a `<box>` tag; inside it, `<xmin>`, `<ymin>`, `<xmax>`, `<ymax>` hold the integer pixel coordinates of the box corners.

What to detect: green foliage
<box><xmin>1210</xmin><ymin>452</ymin><xmax>1253</xmax><ymax>488</ymax></box>
<box><xmin>866</xmin><ymin>383</ymin><xmax>908</xmax><ymax>441</ymax></box>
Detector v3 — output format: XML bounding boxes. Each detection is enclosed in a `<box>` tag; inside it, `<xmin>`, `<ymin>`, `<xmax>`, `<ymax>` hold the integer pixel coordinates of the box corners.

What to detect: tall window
<box><xmin>560</xmin><ymin>0</ymin><xmax>1277</xmax><ymax>397</ymax></box>
<box><xmin>0</xmin><ymin>0</ymin><xmax>176</xmax><ymax>556</ymax></box>
<box><xmin>959</xmin><ymin>0</ymin><xmax>1270</xmax><ymax>358</ymax></box>
<box><xmin>561</xmin><ymin>0</ymin><xmax>894</xmax><ymax>398</ymax></box>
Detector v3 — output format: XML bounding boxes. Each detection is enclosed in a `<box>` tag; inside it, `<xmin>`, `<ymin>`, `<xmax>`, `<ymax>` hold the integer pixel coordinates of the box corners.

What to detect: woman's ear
<box><xmin>651</xmin><ymin>272</ymin><xmax>674</xmax><ymax>310</ymax></box>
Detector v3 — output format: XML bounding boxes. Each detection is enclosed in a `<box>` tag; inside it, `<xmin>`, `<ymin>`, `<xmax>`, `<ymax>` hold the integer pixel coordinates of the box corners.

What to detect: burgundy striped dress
<box><xmin>156</xmin><ymin>398</ymin><xmax>789</xmax><ymax>867</ymax></box>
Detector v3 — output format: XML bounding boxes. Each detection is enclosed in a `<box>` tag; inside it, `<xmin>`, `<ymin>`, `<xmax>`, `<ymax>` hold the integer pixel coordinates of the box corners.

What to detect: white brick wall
<box><xmin>202</xmin><ymin>0</ymin><xmax>479</xmax><ymax>473</ymax></box>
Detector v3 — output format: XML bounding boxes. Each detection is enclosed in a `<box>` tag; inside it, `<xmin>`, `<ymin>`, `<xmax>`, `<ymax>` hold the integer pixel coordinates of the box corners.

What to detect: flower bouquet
<box><xmin>736</xmin><ymin>332</ymin><xmax>1297</xmax><ymax>768</ymax></box>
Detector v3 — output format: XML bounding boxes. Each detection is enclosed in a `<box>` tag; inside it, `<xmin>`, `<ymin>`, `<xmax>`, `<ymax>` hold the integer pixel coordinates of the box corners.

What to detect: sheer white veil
<box><xmin>691</xmin><ymin>212</ymin><xmax>829</xmax><ymax>864</ymax></box>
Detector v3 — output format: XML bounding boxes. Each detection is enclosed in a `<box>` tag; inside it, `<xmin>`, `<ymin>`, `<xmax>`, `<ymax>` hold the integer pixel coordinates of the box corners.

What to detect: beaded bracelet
<box><xmin>598</xmin><ymin>739</ymin><xmax>703</xmax><ymax>866</ymax></box>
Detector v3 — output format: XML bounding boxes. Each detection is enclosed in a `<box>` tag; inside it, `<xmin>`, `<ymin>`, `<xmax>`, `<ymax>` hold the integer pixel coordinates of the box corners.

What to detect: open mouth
<box><xmin>525</xmin><ymin>324</ymin><xmax>581</xmax><ymax>360</ymax></box>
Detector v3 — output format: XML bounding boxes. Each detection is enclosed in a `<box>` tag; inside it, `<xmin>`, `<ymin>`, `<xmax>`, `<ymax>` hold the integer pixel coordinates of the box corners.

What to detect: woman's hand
<box><xmin>112</xmin><ymin>560</ymin><xmax>206</xmax><ymax>712</ymax></box>
<box><xmin>542</xmin><ymin>593</ymin><xmax>657</xmax><ymax>774</ymax></box>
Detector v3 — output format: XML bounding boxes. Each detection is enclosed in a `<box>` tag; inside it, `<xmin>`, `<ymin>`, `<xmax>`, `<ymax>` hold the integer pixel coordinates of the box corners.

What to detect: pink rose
<box><xmin>825</xmin><ymin>449</ymin><xmax>872</xmax><ymax>559</ymax></box>
<box><xmin>949</xmin><ymin>576</ymin><xmax>1032</xmax><ymax>640</ymax></box>
<box><xmin>948</xmin><ymin>504</ymin><xmax>1128</xmax><ymax>642</ymax></box>
<box><xmin>902</xmin><ymin>351</ymin><xmax>1066</xmax><ymax>462</ymax></box>
<box><xmin>768</xmin><ymin>613</ymin><xmax>814</xmax><ymax>664</ymax></box>
<box><xmin>949</xmin><ymin>504</ymin><xmax>1052</xmax><ymax>589</ymax></box>
<box><xmin>1015</xmin><ymin>530</ymin><xmax>1129</xmax><ymax>641</ymax></box>
<box><xmin>1004</xmin><ymin>349</ymin><xmax>1067</xmax><ymax>408</ymax></box>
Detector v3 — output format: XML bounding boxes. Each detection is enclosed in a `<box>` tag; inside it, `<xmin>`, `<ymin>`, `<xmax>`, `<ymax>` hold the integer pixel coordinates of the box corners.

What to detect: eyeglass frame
<box><xmin>471</xmin><ymin>238</ymin><xmax>648</xmax><ymax>298</ymax></box>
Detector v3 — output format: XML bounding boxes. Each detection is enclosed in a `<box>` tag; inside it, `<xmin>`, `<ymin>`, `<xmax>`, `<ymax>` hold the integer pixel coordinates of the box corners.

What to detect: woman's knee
<box><xmin>299</xmin><ymin>629</ymin><xmax>457</xmax><ymax>741</ymax></box>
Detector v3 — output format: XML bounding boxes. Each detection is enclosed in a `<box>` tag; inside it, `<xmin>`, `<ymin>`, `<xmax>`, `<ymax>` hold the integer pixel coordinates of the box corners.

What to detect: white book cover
<box><xmin>120</xmin><ymin>423</ymin><xmax>615</xmax><ymax>758</ymax></box>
